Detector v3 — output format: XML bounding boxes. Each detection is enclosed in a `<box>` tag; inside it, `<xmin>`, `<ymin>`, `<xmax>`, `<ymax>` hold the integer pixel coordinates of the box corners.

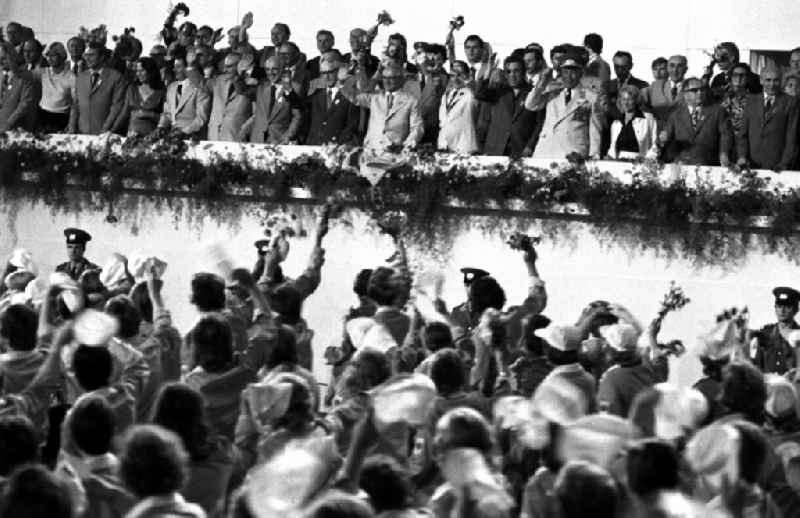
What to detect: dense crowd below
<box><xmin>1</xmin><ymin>11</ymin><xmax>800</xmax><ymax>168</ymax></box>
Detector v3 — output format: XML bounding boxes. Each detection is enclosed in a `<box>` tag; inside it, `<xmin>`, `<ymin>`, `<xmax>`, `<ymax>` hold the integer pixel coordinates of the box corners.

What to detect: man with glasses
<box><xmin>642</xmin><ymin>55</ymin><xmax>688</xmax><ymax>128</ymax></box>
<box><xmin>341</xmin><ymin>60</ymin><xmax>423</xmax><ymax>151</ymax></box>
<box><xmin>658</xmin><ymin>77</ymin><xmax>732</xmax><ymax>166</ymax></box>
<box><xmin>67</xmin><ymin>41</ymin><xmax>125</xmax><ymax>135</ymax></box>
<box><xmin>737</xmin><ymin>65</ymin><xmax>799</xmax><ymax>171</ymax></box>
<box><xmin>306</xmin><ymin>58</ymin><xmax>359</xmax><ymax>145</ymax></box>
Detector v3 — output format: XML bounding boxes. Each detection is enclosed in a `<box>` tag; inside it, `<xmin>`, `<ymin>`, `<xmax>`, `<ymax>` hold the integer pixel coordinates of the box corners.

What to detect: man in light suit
<box><xmin>158</xmin><ymin>61</ymin><xmax>211</xmax><ymax>137</ymax></box>
<box><xmin>737</xmin><ymin>66</ymin><xmax>799</xmax><ymax>171</ymax></box>
<box><xmin>475</xmin><ymin>55</ymin><xmax>541</xmax><ymax>157</ymax></box>
<box><xmin>659</xmin><ymin>77</ymin><xmax>732</xmax><ymax>166</ymax></box>
<box><xmin>529</xmin><ymin>56</ymin><xmax>603</xmax><ymax>160</ymax></box>
<box><xmin>305</xmin><ymin>58</ymin><xmax>359</xmax><ymax>145</ymax></box>
<box><xmin>0</xmin><ymin>42</ymin><xmax>40</xmax><ymax>132</ymax></box>
<box><xmin>207</xmin><ymin>52</ymin><xmax>253</xmax><ymax>142</ymax></box>
<box><xmin>642</xmin><ymin>55</ymin><xmax>687</xmax><ymax>128</ymax></box>
<box><xmin>239</xmin><ymin>56</ymin><xmax>302</xmax><ymax>144</ymax></box>
<box><xmin>68</xmin><ymin>42</ymin><xmax>126</xmax><ymax>135</ymax></box>
<box><xmin>341</xmin><ymin>61</ymin><xmax>423</xmax><ymax>151</ymax></box>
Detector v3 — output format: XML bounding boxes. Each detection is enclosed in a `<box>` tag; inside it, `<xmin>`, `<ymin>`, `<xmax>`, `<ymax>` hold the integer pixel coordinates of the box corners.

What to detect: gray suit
<box><xmin>68</xmin><ymin>68</ymin><xmax>126</xmax><ymax>134</ymax></box>
<box><xmin>0</xmin><ymin>70</ymin><xmax>40</xmax><ymax>132</ymax></box>
<box><xmin>207</xmin><ymin>75</ymin><xmax>253</xmax><ymax>142</ymax></box>
<box><xmin>158</xmin><ymin>80</ymin><xmax>211</xmax><ymax>136</ymax></box>
<box><xmin>241</xmin><ymin>82</ymin><xmax>302</xmax><ymax>144</ymax></box>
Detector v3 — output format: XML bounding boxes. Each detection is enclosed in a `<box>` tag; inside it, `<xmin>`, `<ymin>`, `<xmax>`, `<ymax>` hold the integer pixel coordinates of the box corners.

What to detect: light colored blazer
<box><xmin>438</xmin><ymin>86</ymin><xmax>478</xmax><ymax>154</ymax></box>
<box><xmin>241</xmin><ymin>82</ymin><xmax>302</xmax><ymax>144</ymax></box>
<box><xmin>207</xmin><ymin>75</ymin><xmax>253</xmax><ymax>142</ymax></box>
<box><xmin>158</xmin><ymin>80</ymin><xmax>211</xmax><ymax>135</ymax></box>
<box><xmin>345</xmin><ymin>86</ymin><xmax>424</xmax><ymax>150</ymax></box>
<box><xmin>68</xmin><ymin>67</ymin><xmax>126</xmax><ymax>134</ymax></box>
<box><xmin>608</xmin><ymin>113</ymin><xmax>659</xmax><ymax>159</ymax></box>
<box><xmin>530</xmin><ymin>85</ymin><xmax>603</xmax><ymax>160</ymax></box>
<box><xmin>0</xmin><ymin>70</ymin><xmax>39</xmax><ymax>132</ymax></box>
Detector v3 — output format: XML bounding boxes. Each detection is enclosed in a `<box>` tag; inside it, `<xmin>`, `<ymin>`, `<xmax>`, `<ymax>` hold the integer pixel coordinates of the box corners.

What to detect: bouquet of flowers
<box><xmin>449</xmin><ymin>15</ymin><xmax>465</xmax><ymax>31</ymax></box>
<box><xmin>264</xmin><ymin>213</ymin><xmax>307</xmax><ymax>239</ymax></box>
<box><xmin>507</xmin><ymin>232</ymin><xmax>541</xmax><ymax>252</ymax></box>
<box><xmin>657</xmin><ymin>282</ymin><xmax>691</xmax><ymax>319</ymax></box>
<box><xmin>377</xmin><ymin>10</ymin><xmax>395</xmax><ymax>26</ymax></box>
<box><xmin>376</xmin><ymin>211</ymin><xmax>406</xmax><ymax>239</ymax></box>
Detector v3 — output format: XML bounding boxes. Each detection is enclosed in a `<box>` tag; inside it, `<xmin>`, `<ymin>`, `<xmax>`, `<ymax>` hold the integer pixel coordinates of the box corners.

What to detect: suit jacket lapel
<box><xmin>175</xmin><ymin>83</ymin><xmax>193</xmax><ymax>114</ymax></box>
<box><xmin>268</xmin><ymin>86</ymin><xmax>284</xmax><ymax>122</ymax></box>
<box><xmin>385</xmin><ymin>92</ymin><xmax>403</xmax><ymax>120</ymax></box>
<box><xmin>90</xmin><ymin>70</ymin><xmax>104</xmax><ymax>95</ymax></box>
<box><xmin>679</xmin><ymin>106</ymin><xmax>694</xmax><ymax>139</ymax></box>
<box><xmin>512</xmin><ymin>86</ymin><xmax>530</xmax><ymax>121</ymax></box>
<box><xmin>764</xmin><ymin>95</ymin><xmax>781</xmax><ymax>124</ymax></box>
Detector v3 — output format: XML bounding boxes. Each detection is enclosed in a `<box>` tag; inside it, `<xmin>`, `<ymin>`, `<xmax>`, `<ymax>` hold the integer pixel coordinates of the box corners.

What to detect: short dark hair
<box><xmin>266</xmin><ymin>325</ymin><xmax>298</xmax><ymax>369</ymax></box>
<box><xmin>271</xmin><ymin>284</ymin><xmax>303</xmax><ymax>323</ymax></box>
<box><xmin>423</xmin><ymin>322</ymin><xmax>453</xmax><ymax>352</ymax></box>
<box><xmin>731</xmin><ymin>420</ymin><xmax>769</xmax><ymax>485</ymax></box>
<box><xmin>626</xmin><ymin>439</ymin><xmax>679</xmax><ymax>496</ymax></box>
<box><xmin>430</xmin><ymin>348</ymin><xmax>465</xmax><ymax>395</ymax></box>
<box><xmin>435</xmin><ymin>407</ymin><xmax>493</xmax><ymax>454</ymax></box>
<box><xmin>651</xmin><ymin>56</ymin><xmax>668</xmax><ymax>68</ymax></box>
<box><xmin>427</xmin><ymin>43</ymin><xmax>447</xmax><ymax>59</ymax></box>
<box><xmin>545</xmin><ymin>346</ymin><xmax>580</xmax><ymax>366</ymax></box>
<box><xmin>464</xmin><ymin>35</ymin><xmax>484</xmax><ymax>46</ymax></box>
<box><xmin>198</xmin><ymin>25</ymin><xmax>213</xmax><ymax>35</ymax></box>
<box><xmin>730</xmin><ymin>62</ymin><xmax>752</xmax><ymax>74</ymax></box>
<box><xmin>551</xmin><ymin>44</ymin><xmax>569</xmax><ymax>59</ymax></box>
<box><xmin>104</xmin><ymin>295</ymin><xmax>142</xmax><ymax>339</ymax></box>
<box><xmin>791</xmin><ymin>47</ymin><xmax>800</xmax><ymax>56</ymax></box>
<box><xmin>556</xmin><ymin>461</ymin><xmax>618</xmax><ymax>518</ymax></box>
<box><xmin>353</xmin><ymin>269</ymin><xmax>373</xmax><ymax>297</ymax></box>
<box><xmin>388</xmin><ymin>33</ymin><xmax>407</xmax><ymax>50</ymax></box>
<box><xmin>720</xmin><ymin>362</ymin><xmax>767</xmax><ymax>425</ymax></box>
<box><xmin>613</xmin><ymin>50</ymin><xmax>633</xmax><ymax>63</ymax></box>
<box><xmin>87</xmin><ymin>40</ymin><xmax>106</xmax><ymax>53</ymax></box>
<box><xmin>359</xmin><ymin>455</ymin><xmax>412</xmax><ymax>512</ymax></box>
<box><xmin>0</xmin><ymin>416</ymin><xmax>38</xmax><ymax>476</ymax></box>
<box><xmin>317</xmin><ymin>29</ymin><xmax>334</xmax><ymax>39</ymax></box>
<box><xmin>0</xmin><ymin>304</ymin><xmax>37</xmax><ymax>351</ymax></box>
<box><xmin>503</xmin><ymin>55</ymin><xmax>525</xmax><ymax>69</ymax></box>
<box><xmin>0</xmin><ymin>465</ymin><xmax>74</xmax><ymax>518</ymax></box>
<box><xmin>73</xmin><ymin>345</ymin><xmax>113</xmax><ymax>391</ymax></box>
<box><xmin>355</xmin><ymin>349</ymin><xmax>391</xmax><ymax>389</ymax></box>
<box><xmin>152</xmin><ymin>383</ymin><xmax>211</xmax><ymax>462</ymax></box>
<box><xmin>190</xmin><ymin>272</ymin><xmax>226</xmax><ymax>312</ymax></box>
<box><xmin>273</xmin><ymin>23</ymin><xmax>291</xmax><ymax>38</ymax></box>
<box><xmin>69</xmin><ymin>395</ymin><xmax>116</xmax><ymax>456</ymax></box>
<box><xmin>191</xmin><ymin>315</ymin><xmax>233</xmax><ymax>372</ymax></box>
<box><xmin>178</xmin><ymin>21</ymin><xmax>197</xmax><ymax>35</ymax></box>
<box><xmin>583</xmin><ymin>33</ymin><xmax>603</xmax><ymax>54</ymax></box>
<box><xmin>468</xmin><ymin>276</ymin><xmax>506</xmax><ymax>314</ymax></box>
<box><xmin>119</xmin><ymin>425</ymin><xmax>188</xmax><ymax>498</ymax></box>
<box><xmin>367</xmin><ymin>267</ymin><xmax>400</xmax><ymax>306</ymax></box>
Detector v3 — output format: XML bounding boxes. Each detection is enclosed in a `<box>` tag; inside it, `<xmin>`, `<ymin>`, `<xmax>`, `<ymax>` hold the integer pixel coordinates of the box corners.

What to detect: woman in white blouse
<box><xmin>438</xmin><ymin>60</ymin><xmax>478</xmax><ymax>154</ymax></box>
<box><xmin>39</xmin><ymin>42</ymin><xmax>75</xmax><ymax>133</ymax></box>
<box><xmin>608</xmin><ymin>85</ymin><xmax>658</xmax><ymax>160</ymax></box>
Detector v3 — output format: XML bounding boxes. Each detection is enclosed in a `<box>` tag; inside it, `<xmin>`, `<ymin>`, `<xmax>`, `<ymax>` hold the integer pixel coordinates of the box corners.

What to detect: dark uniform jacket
<box><xmin>55</xmin><ymin>257</ymin><xmax>100</xmax><ymax>281</ymax></box>
<box><xmin>753</xmin><ymin>322</ymin><xmax>799</xmax><ymax>375</ymax></box>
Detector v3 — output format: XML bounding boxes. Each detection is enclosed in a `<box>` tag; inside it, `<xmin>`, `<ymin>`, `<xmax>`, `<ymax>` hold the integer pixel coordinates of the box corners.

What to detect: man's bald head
<box><xmin>667</xmin><ymin>55</ymin><xmax>687</xmax><ymax>82</ymax></box>
<box><xmin>762</xmin><ymin>64</ymin><xmax>783</xmax><ymax>95</ymax></box>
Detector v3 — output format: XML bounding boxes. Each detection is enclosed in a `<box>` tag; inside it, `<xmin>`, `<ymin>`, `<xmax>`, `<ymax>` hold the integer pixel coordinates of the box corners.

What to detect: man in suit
<box><xmin>659</xmin><ymin>77</ymin><xmax>732</xmax><ymax>166</ymax></box>
<box><xmin>158</xmin><ymin>62</ymin><xmax>211</xmax><ymax>137</ymax></box>
<box><xmin>306</xmin><ymin>30</ymin><xmax>335</xmax><ymax>81</ymax></box>
<box><xmin>736</xmin><ymin>66</ymin><xmax>799</xmax><ymax>171</ymax></box>
<box><xmin>642</xmin><ymin>55</ymin><xmax>688</xmax><ymax>128</ymax></box>
<box><xmin>583</xmin><ymin>33</ymin><xmax>611</xmax><ymax>84</ymax></box>
<box><xmin>707</xmin><ymin>42</ymin><xmax>761</xmax><ymax>101</ymax></box>
<box><xmin>207</xmin><ymin>52</ymin><xmax>253</xmax><ymax>142</ymax></box>
<box><xmin>277</xmin><ymin>42</ymin><xmax>309</xmax><ymax>98</ymax></box>
<box><xmin>343</xmin><ymin>28</ymin><xmax>380</xmax><ymax>78</ymax></box>
<box><xmin>524</xmin><ymin>44</ymin><xmax>551</xmax><ymax>90</ymax></box>
<box><xmin>258</xmin><ymin>22</ymin><xmax>292</xmax><ymax>63</ymax></box>
<box><xmin>529</xmin><ymin>56</ymin><xmax>603</xmax><ymax>160</ymax></box>
<box><xmin>240</xmin><ymin>56</ymin><xmax>302</xmax><ymax>144</ymax></box>
<box><xmin>55</xmin><ymin>228</ymin><xmax>100</xmax><ymax>281</ymax></box>
<box><xmin>68</xmin><ymin>42</ymin><xmax>126</xmax><ymax>135</ymax></box>
<box><xmin>607</xmin><ymin>51</ymin><xmax>649</xmax><ymax>105</ymax></box>
<box><xmin>66</xmin><ymin>37</ymin><xmax>87</xmax><ymax>76</ymax></box>
<box><xmin>305</xmin><ymin>58</ymin><xmax>359</xmax><ymax>145</ymax></box>
<box><xmin>341</xmin><ymin>61</ymin><xmax>423</xmax><ymax>151</ymax></box>
<box><xmin>475</xmin><ymin>55</ymin><xmax>541</xmax><ymax>157</ymax></box>
<box><xmin>0</xmin><ymin>42</ymin><xmax>39</xmax><ymax>133</ymax></box>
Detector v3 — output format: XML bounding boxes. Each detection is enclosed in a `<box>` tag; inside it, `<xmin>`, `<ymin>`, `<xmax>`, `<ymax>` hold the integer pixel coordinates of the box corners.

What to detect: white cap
<box><xmin>599</xmin><ymin>323</ymin><xmax>640</xmax><ymax>352</ymax></box>
<box><xmin>73</xmin><ymin>309</ymin><xmax>119</xmax><ymax>346</ymax></box>
<box><xmin>535</xmin><ymin>324</ymin><xmax>582</xmax><ymax>352</ymax></box>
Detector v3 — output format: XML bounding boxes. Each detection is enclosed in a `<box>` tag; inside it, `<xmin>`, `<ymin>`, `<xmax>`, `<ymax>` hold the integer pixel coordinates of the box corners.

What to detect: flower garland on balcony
<box><xmin>1</xmin><ymin>131</ymin><xmax>800</xmax><ymax>267</ymax></box>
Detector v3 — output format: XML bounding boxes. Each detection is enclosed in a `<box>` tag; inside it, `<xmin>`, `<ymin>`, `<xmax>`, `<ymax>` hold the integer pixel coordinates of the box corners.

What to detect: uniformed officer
<box><xmin>54</xmin><ymin>228</ymin><xmax>100</xmax><ymax>281</ymax></box>
<box><xmin>752</xmin><ymin>287</ymin><xmax>800</xmax><ymax>375</ymax></box>
<box><xmin>449</xmin><ymin>267</ymin><xmax>490</xmax><ymax>332</ymax></box>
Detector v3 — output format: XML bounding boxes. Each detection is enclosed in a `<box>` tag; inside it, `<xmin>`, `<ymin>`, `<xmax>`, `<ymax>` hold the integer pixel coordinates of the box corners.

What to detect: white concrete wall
<box><xmin>3</xmin><ymin>0</ymin><xmax>800</xmax><ymax>78</ymax></box>
<box><xmin>1</xmin><ymin>194</ymin><xmax>798</xmax><ymax>388</ymax></box>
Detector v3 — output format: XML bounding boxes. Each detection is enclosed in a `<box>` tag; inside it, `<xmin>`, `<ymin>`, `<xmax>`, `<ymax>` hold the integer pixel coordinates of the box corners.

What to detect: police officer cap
<box><xmin>254</xmin><ymin>239</ymin><xmax>271</xmax><ymax>256</ymax></box>
<box><xmin>773</xmin><ymin>287</ymin><xmax>800</xmax><ymax>306</ymax></box>
<box><xmin>460</xmin><ymin>267</ymin><xmax>490</xmax><ymax>285</ymax></box>
<box><xmin>64</xmin><ymin>228</ymin><xmax>92</xmax><ymax>245</ymax></box>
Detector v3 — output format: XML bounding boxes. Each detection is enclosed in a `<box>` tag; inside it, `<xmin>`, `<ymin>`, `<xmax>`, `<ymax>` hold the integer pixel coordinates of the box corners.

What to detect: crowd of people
<box><xmin>1</xmin><ymin>13</ymin><xmax>800</xmax><ymax>167</ymax></box>
<box><xmin>0</xmin><ymin>211</ymin><xmax>797</xmax><ymax>518</ymax></box>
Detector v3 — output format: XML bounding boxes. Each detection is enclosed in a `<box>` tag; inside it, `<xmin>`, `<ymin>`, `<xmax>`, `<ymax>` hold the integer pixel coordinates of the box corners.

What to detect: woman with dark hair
<box><xmin>152</xmin><ymin>383</ymin><xmax>234</xmax><ymax>518</ymax></box>
<box><xmin>115</xmin><ymin>56</ymin><xmax>166</xmax><ymax>136</ymax></box>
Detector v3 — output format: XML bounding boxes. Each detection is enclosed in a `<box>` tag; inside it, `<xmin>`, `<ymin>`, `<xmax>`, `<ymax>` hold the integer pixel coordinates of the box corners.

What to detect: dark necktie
<box><xmin>691</xmin><ymin>108</ymin><xmax>701</xmax><ymax>131</ymax></box>
<box><xmin>90</xmin><ymin>71</ymin><xmax>100</xmax><ymax>89</ymax></box>
<box><xmin>766</xmin><ymin>96</ymin><xmax>774</xmax><ymax>112</ymax></box>
<box><xmin>269</xmin><ymin>85</ymin><xmax>276</xmax><ymax>107</ymax></box>
<box><xmin>564</xmin><ymin>89</ymin><xmax>572</xmax><ymax>105</ymax></box>
<box><xmin>387</xmin><ymin>92</ymin><xmax>394</xmax><ymax>111</ymax></box>
<box><xmin>176</xmin><ymin>84</ymin><xmax>183</xmax><ymax>106</ymax></box>
<box><xmin>72</xmin><ymin>63</ymin><xmax>78</xmax><ymax>75</ymax></box>
<box><xmin>670</xmin><ymin>85</ymin><xmax>678</xmax><ymax>100</ymax></box>
<box><xmin>326</xmin><ymin>88</ymin><xmax>333</xmax><ymax>110</ymax></box>
<box><xmin>227</xmin><ymin>81</ymin><xmax>235</xmax><ymax>99</ymax></box>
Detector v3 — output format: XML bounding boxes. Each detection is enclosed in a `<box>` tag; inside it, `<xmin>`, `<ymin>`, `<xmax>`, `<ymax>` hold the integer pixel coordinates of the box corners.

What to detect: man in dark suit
<box><xmin>343</xmin><ymin>28</ymin><xmax>380</xmax><ymax>77</ymax></box>
<box><xmin>0</xmin><ymin>42</ymin><xmax>40</xmax><ymax>132</ymax></box>
<box><xmin>306</xmin><ymin>29</ymin><xmax>335</xmax><ymax>81</ymax></box>
<box><xmin>659</xmin><ymin>77</ymin><xmax>732</xmax><ymax>166</ymax></box>
<box><xmin>68</xmin><ymin>42</ymin><xmax>126</xmax><ymax>134</ymax></box>
<box><xmin>306</xmin><ymin>58</ymin><xmax>359</xmax><ymax>145</ymax></box>
<box><xmin>736</xmin><ymin>66</ymin><xmax>799</xmax><ymax>171</ymax></box>
<box><xmin>475</xmin><ymin>55</ymin><xmax>540</xmax><ymax>157</ymax></box>
<box><xmin>604</xmin><ymin>51</ymin><xmax>649</xmax><ymax>154</ymax></box>
<box><xmin>707</xmin><ymin>42</ymin><xmax>761</xmax><ymax>101</ymax></box>
<box><xmin>55</xmin><ymin>228</ymin><xmax>100</xmax><ymax>281</ymax></box>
